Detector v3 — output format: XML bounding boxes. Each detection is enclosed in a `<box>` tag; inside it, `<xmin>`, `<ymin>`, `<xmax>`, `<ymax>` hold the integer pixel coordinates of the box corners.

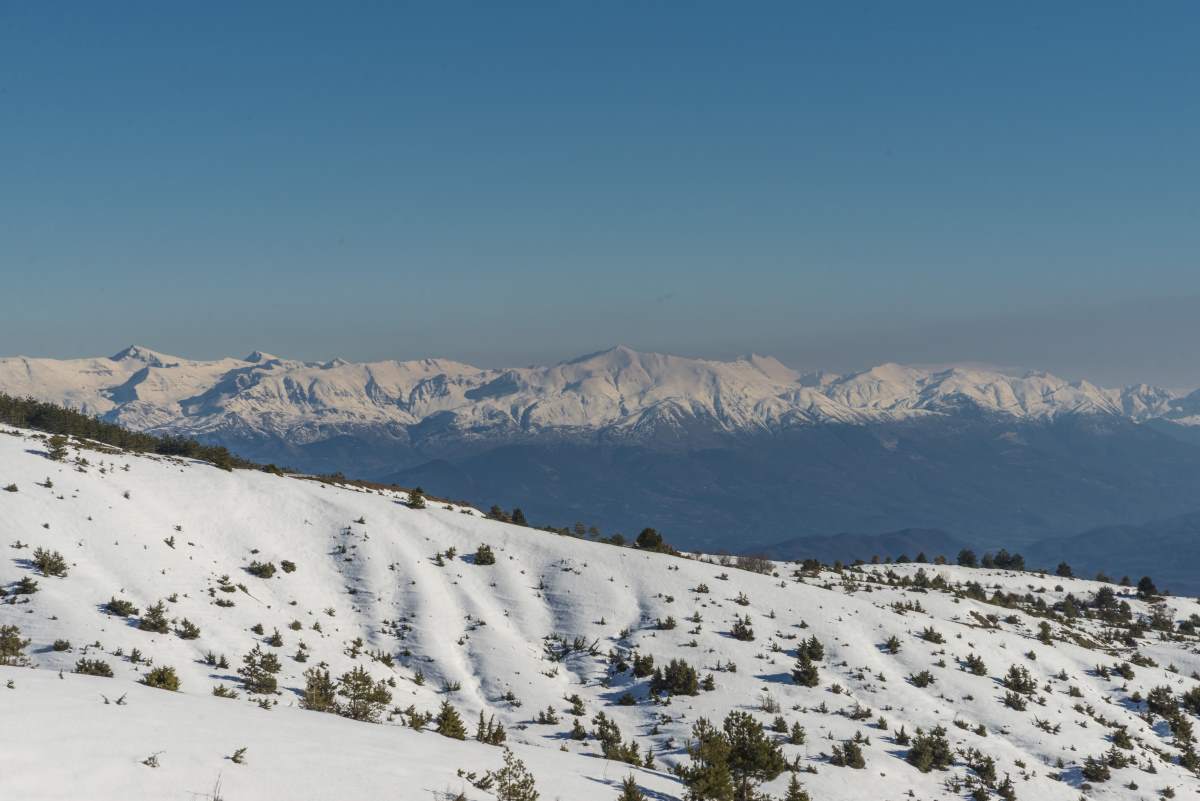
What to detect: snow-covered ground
<box><xmin>3</xmin><ymin>424</ymin><xmax>1200</xmax><ymax>800</ymax></box>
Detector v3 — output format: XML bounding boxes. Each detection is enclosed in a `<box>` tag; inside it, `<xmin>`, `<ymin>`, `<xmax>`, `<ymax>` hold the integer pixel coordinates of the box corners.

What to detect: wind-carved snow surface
<box><xmin>3</xmin><ymin>426</ymin><xmax>1200</xmax><ymax>800</ymax></box>
<box><xmin>2</xmin><ymin>345</ymin><xmax>1198</xmax><ymax>450</ymax></box>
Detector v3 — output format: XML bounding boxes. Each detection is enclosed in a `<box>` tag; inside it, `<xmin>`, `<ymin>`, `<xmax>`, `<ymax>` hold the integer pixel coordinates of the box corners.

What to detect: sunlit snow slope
<box><xmin>3</xmin><ymin>425</ymin><xmax>1200</xmax><ymax>800</ymax></box>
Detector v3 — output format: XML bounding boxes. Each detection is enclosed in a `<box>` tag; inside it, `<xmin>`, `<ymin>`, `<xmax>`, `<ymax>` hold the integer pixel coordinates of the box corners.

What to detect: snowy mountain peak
<box><xmin>109</xmin><ymin>344</ymin><xmax>180</xmax><ymax>367</ymax></box>
<box><xmin>242</xmin><ymin>349</ymin><xmax>279</xmax><ymax>363</ymax></box>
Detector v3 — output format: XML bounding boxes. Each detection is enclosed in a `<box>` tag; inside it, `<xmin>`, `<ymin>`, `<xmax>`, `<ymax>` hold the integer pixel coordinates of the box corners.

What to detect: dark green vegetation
<box><xmin>0</xmin><ymin>394</ymin><xmax>250</xmax><ymax>470</ymax></box>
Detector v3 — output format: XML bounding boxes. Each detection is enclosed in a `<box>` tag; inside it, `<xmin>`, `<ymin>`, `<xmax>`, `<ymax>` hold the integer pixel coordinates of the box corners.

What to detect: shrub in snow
<box><xmin>650</xmin><ymin>658</ymin><xmax>699</xmax><ymax>697</ymax></box>
<box><xmin>137</xmin><ymin>600</ymin><xmax>170</xmax><ymax>633</ymax></box>
<box><xmin>909</xmin><ymin>670</ymin><xmax>935</xmax><ymax>688</ymax></box>
<box><xmin>32</xmin><ymin>547</ymin><xmax>68</xmax><ymax>577</ymax></box>
<box><xmin>13</xmin><ymin>576</ymin><xmax>38</xmax><ymax>595</ymax></box>
<box><xmin>175</xmin><ymin>618</ymin><xmax>201</xmax><ymax>640</ymax></box>
<box><xmin>730</xmin><ymin>615</ymin><xmax>754</xmax><ymax>641</ymax></box>
<box><xmin>142</xmin><ymin>665</ymin><xmax>180</xmax><ymax>691</ymax></box>
<box><xmin>247</xmin><ymin>560</ymin><xmax>276</xmax><ymax>579</ymax></box>
<box><xmin>474</xmin><ymin>544</ymin><xmax>496</xmax><ymax>565</ymax></box>
<box><xmin>906</xmin><ymin>726</ymin><xmax>952</xmax><ymax>772</ymax></box>
<box><xmin>830</xmin><ymin>738</ymin><xmax>866</xmax><ymax>769</ymax></box>
<box><xmin>74</xmin><ymin>658</ymin><xmax>114</xmax><ymax>677</ymax></box>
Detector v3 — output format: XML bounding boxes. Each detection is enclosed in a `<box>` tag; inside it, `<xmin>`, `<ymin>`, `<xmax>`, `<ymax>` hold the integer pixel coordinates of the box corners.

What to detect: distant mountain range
<box><xmin>6</xmin><ymin>344</ymin><xmax>1200</xmax><ymax>553</ymax></box>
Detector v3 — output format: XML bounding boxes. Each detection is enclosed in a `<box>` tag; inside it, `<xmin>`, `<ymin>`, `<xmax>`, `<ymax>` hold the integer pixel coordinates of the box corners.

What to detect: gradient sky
<box><xmin>2</xmin><ymin>3</ymin><xmax>1198</xmax><ymax>386</ymax></box>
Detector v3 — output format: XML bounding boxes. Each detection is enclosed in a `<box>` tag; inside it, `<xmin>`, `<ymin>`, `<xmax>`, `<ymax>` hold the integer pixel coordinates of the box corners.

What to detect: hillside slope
<box><xmin>3</xmin><ymin>425</ymin><xmax>1200</xmax><ymax>800</ymax></box>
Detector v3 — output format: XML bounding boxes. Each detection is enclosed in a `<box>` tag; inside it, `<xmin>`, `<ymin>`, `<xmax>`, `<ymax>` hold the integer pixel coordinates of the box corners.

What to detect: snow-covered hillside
<box><xmin>4</xmin><ymin>424</ymin><xmax>1200</xmax><ymax>800</ymax></box>
<box><xmin>0</xmin><ymin>345</ymin><xmax>1195</xmax><ymax>452</ymax></box>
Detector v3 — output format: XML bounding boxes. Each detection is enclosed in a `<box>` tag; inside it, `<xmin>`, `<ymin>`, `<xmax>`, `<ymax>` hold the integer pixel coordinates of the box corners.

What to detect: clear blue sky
<box><xmin>2</xmin><ymin>3</ymin><xmax>1198</xmax><ymax>385</ymax></box>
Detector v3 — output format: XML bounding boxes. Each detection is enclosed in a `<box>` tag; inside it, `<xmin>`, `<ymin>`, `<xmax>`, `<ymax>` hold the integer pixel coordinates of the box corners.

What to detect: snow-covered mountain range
<box><xmin>2</xmin><ymin>345</ymin><xmax>1197</xmax><ymax>447</ymax></box>
<box><xmin>4</xmin><ymin>423</ymin><xmax>1200</xmax><ymax>800</ymax></box>
<box><xmin>8</xmin><ymin>345</ymin><xmax>1200</xmax><ymax>554</ymax></box>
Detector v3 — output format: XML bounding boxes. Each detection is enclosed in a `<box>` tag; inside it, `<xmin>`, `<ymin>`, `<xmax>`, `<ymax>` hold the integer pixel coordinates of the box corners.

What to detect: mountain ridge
<box><xmin>4</xmin><ymin>345</ymin><xmax>1198</xmax><ymax>447</ymax></box>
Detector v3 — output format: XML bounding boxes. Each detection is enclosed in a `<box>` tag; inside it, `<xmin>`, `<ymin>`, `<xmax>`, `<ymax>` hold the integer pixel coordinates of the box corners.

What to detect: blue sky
<box><xmin>2</xmin><ymin>3</ymin><xmax>1198</xmax><ymax>385</ymax></box>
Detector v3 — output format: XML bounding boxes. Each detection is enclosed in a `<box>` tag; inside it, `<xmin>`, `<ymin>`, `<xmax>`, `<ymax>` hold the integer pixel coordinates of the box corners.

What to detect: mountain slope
<box><xmin>4</xmin><ymin>425</ymin><xmax>1200</xmax><ymax>799</ymax></box>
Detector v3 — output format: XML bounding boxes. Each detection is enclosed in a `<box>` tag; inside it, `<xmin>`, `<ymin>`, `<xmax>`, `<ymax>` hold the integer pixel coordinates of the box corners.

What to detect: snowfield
<box><xmin>3</xmin><ymin>424</ymin><xmax>1200</xmax><ymax>800</ymax></box>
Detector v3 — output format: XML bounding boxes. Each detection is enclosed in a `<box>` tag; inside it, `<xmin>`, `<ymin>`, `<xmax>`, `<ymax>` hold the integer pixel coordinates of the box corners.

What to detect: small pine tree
<box><xmin>435</xmin><ymin>699</ymin><xmax>467</xmax><ymax>739</ymax></box>
<box><xmin>495</xmin><ymin>747</ymin><xmax>539</xmax><ymax>801</ymax></box>
<box><xmin>792</xmin><ymin>653</ymin><xmax>819</xmax><ymax>687</ymax></box>
<box><xmin>1081</xmin><ymin>755</ymin><xmax>1111</xmax><ymax>782</ymax></box>
<box><xmin>238</xmin><ymin>645</ymin><xmax>281</xmax><ymax>694</ymax></box>
<box><xmin>476</xmin><ymin>711</ymin><xmax>508</xmax><ymax>745</ymax></box>
<box><xmin>801</xmin><ymin>635</ymin><xmax>824</xmax><ymax>661</ymax></box>
<box><xmin>906</xmin><ymin>726</ymin><xmax>952</xmax><ymax>772</ymax></box>
<box><xmin>408</xmin><ymin>488</ymin><xmax>426</xmax><ymax>509</ymax></box>
<box><xmin>682</xmin><ymin>718</ymin><xmax>733</xmax><ymax>801</ymax></box>
<box><xmin>336</xmin><ymin>665</ymin><xmax>392</xmax><ymax>722</ymax></box>
<box><xmin>831</xmin><ymin>739</ymin><xmax>866</xmax><ymax>769</ymax></box>
<box><xmin>138</xmin><ymin>600</ymin><xmax>170</xmax><ymax>633</ymax></box>
<box><xmin>32</xmin><ymin>547</ymin><xmax>68</xmax><ymax>577</ymax></box>
<box><xmin>723</xmin><ymin>710</ymin><xmax>786</xmax><ymax>796</ymax></box>
<box><xmin>300</xmin><ymin>666</ymin><xmax>337</xmax><ymax>712</ymax></box>
<box><xmin>175</xmin><ymin>618</ymin><xmax>201</xmax><ymax>640</ymax></box>
<box><xmin>617</xmin><ymin>775</ymin><xmax>646</xmax><ymax>801</ymax></box>
<box><xmin>46</xmin><ymin>434</ymin><xmax>69</xmax><ymax>461</ymax></box>
<box><xmin>0</xmin><ymin>624</ymin><xmax>31</xmax><ymax>666</ymax></box>
<box><xmin>474</xmin><ymin>544</ymin><xmax>497</xmax><ymax>565</ymax></box>
<box><xmin>730</xmin><ymin>615</ymin><xmax>754</xmax><ymax>641</ymax></box>
<box><xmin>784</xmin><ymin>774</ymin><xmax>811</xmax><ymax>801</ymax></box>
